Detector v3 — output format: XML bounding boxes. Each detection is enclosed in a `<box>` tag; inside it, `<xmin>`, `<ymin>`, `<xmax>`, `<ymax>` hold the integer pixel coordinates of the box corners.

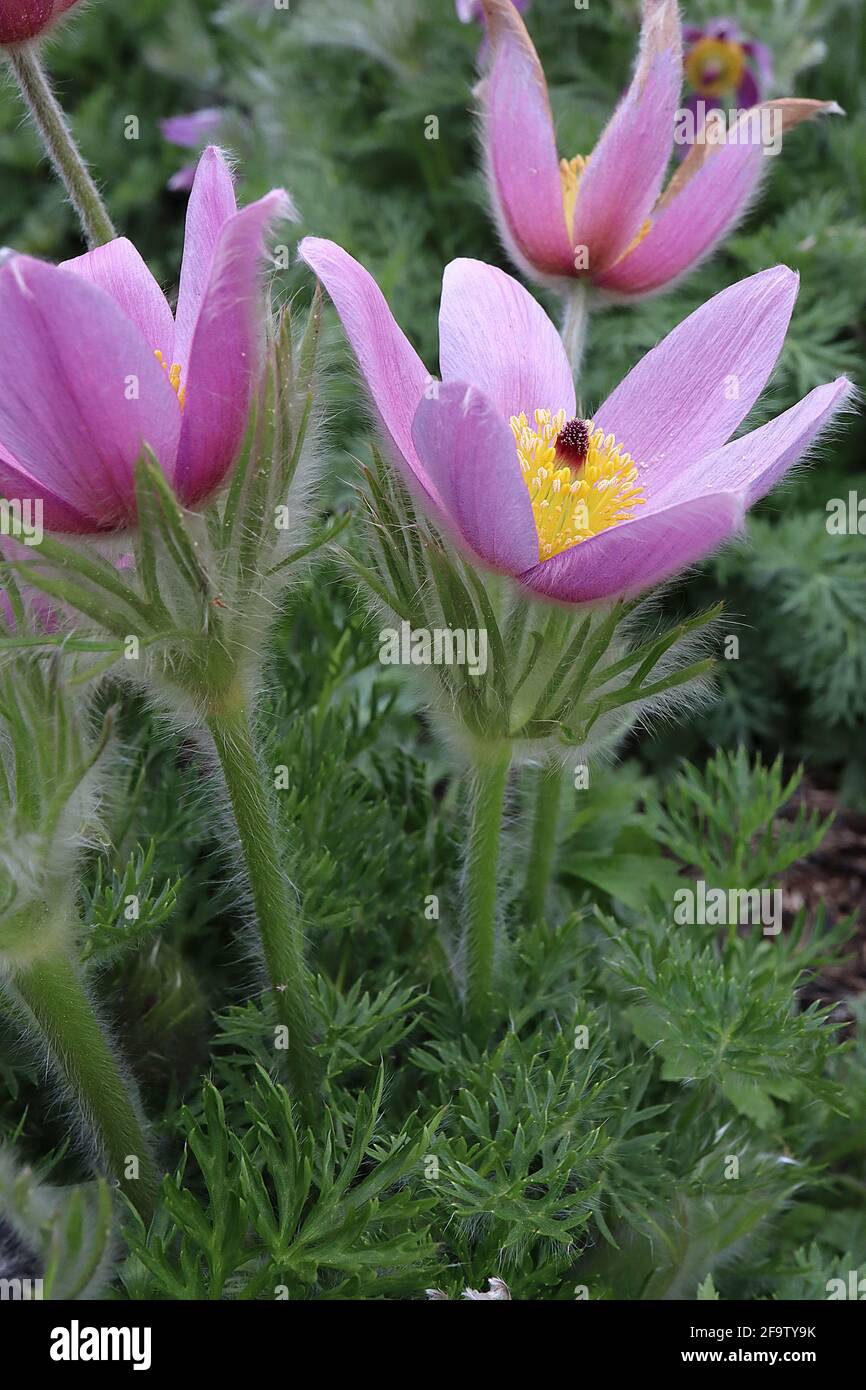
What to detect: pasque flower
<box><xmin>0</xmin><ymin>0</ymin><xmax>80</xmax><ymax>45</ymax></box>
<box><xmin>478</xmin><ymin>0</ymin><xmax>838</xmax><ymax>299</ymax></box>
<box><xmin>300</xmin><ymin>238</ymin><xmax>852</xmax><ymax>605</ymax></box>
<box><xmin>0</xmin><ymin>146</ymin><xmax>294</xmax><ymax>532</ymax></box>
<box><xmin>683</xmin><ymin>16</ymin><xmax>773</xmax><ymax>113</ymax></box>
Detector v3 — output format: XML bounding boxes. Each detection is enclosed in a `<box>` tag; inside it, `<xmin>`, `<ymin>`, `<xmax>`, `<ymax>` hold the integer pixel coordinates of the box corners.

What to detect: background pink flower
<box><xmin>0</xmin><ymin>148</ymin><xmax>295</xmax><ymax>533</ymax></box>
<box><xmin>479</xmin><ymin>0</ymin><xmax>838</xmax><ymax>298</ymax></box>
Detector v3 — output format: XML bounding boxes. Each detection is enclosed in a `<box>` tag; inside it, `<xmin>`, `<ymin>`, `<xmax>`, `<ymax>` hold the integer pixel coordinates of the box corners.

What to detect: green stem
<box><xmin>6</xmin><ymin>45</ymin><xmax>116</xmax><ymax>248</ymax></box>
<box><xmin>561</xmin><ymin>282</ymin><xmax>591</xmax><ymax>382</ymax></box>
<box><xmin>10</xmin><ymin>945</ymin><xmax>157</xmax><ymax>1218</ymax></box>
<box><xmin>523</xmin><ymin>760</ymin><xmax>562</xmax><ymax>923</ymax></box>
<box><xmin>208</xmin><ymin>704</ymin><xmax>321</xmax><ymax>1115</ymax></box>
<box><xmin>461</xmin><ymin>747</ymin><xmax>511</xmax><ymax>1043</ymax></box>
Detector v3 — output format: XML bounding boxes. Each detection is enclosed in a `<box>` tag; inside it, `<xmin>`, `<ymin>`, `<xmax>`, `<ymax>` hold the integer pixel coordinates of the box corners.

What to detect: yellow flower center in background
<box><xmin>684</xmin><ymin>37</ymin><xmax>745</xmax><ymax>98</ymax></box>
<box><xmin>559</xmin><ymin>154</ymin><xmax>652</xmax><ymax>264</ymax></box>
<box><xmin>155</xmin><ymin>349</ymin><xmax>186</xmax><ymax>409</ymax></box>
<box><xmin>510</xmin><ymin>408</ymin><xmax>645</xmax><ymax>562</ymax></box>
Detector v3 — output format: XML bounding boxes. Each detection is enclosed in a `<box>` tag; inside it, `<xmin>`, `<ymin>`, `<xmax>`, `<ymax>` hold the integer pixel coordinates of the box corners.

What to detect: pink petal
<box><xmin>664</xmin><ymin>377</ymin><xmax>854</xmax><ymax>509</ymax></box>
<box><xmin>0</xmin><ymin>445</ymin><xmax>95</xmax><ymax>533</ymax></box>
<box><xmin>174</xmin><ymin>190</ymin><xmax>295</xmax><ymax>507</ymax></box>
<box><xmin>597</xmin><ymin>101</ymin><xmax>841</xmax><ymax>297</ymax></box>
<box><xmin>439</xmin><ymin>259</ymin><xmax>575</xmax><ymax>419</ymax></box>
<box><xmin>161</xmin><ymin>109</ymin><xmax>224</xmax><ymax>149</ymax></box>
<box><xmin>594</xmin><ymin>138</ymin><xmax>765</xmax><ymax>296</ymax></box>
<box><xmin>298</xmin><ymin>237</ymin><xmax>436</xmax><ymax>503</ymax></box>
<box><xmin>168</xmin><ymin>162</ymin><xmax>199</xmax><ymax>194</ymax></box>
<box><xmin>61</xmin><ymin>237</ymin><xmax>175</xmax><ymax>358</ymax></box>
<box><xmin>594</xmin><ymin>266</ymin><xmax>799</xmax><ymax>488</ymax></box>
<box><xmin>479</xmin><ymin>0</ymin><xmax>574</xmax><ymax>278</ymax></box>
<box><xmin>0</xmin><ymin>257</ymin><xmax>181</xmax><ymax>531</ymax></box>
<box><xmin>173</xmin><ymin>147</ymin><xmax>238</xmax><ymax>372</ymax></box>
<box><xmin>411</xmin><ymin>381</ymin><xmax>538</xmax><ymax>572</ymax></box>
<box><xmin>519</xmin><ymin>491</ymin><xmax>745</xmax><ymax>603</ymax></box>
<box><xmin>573</xmin><ymin>51</ymin><xmax>681</xmax><ymax>277</ymax></box>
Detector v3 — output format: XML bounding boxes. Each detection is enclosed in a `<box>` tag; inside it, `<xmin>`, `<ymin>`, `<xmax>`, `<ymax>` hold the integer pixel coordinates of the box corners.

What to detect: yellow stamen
<box><xmin>560</xmin><ymin>153</ymin><xmax>652</xmax><ymax>265</ymax></box>
<box><xmin>617</xmin><ymin>217</ymin><xmax>652</xmax><ymax>262</ymax></box>
<box><xmin>154</xmin><ymin>349</ymin><xmax>186</xmax><ymax>409</ymax></box>
<box><xmin>559</xmin><ymin>154</ymin><xmax>589</xmax><ymax>243</ymax></box>
<box><xmin>510</xmin><ymin>408</ymin><xmax>645</xmax><ymax>562</ymax></box>
<box><xmin>684</xmin><ymin>37</ymin><xmax>746</xmax><ymax>99</ymax></box>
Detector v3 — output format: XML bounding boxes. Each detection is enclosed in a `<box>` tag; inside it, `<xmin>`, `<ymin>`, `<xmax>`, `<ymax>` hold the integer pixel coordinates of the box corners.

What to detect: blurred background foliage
<box><xmin>1</xmin><ymin>0</ymin><xmax>865</xmax><ymax>1300</ymax></box>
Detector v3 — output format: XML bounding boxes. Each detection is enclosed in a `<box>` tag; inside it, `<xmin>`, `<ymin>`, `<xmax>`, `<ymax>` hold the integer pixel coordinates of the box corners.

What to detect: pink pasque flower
<box><xmin>0</xmin><ymin>147</ymin><xmax>295</xmax><ymax>533</ymax></box>
<box><xmin>683</xmin><ymin>17</ymin><xmax>773</xmax><ymax>113</ymax></box>
<box><xmin>478</xmin><ymin>0</ymin><xmax>838</xmax><ymax>298</ymax></box>
<box><xmin>299</xmin><ymin>237</ymin><xmax>852</xmax><ymax>605</ymax></box>
<box><xmin>0</xmin><ymin>0</ymin><xmax>80</xmax><ymax>46</ymax></box>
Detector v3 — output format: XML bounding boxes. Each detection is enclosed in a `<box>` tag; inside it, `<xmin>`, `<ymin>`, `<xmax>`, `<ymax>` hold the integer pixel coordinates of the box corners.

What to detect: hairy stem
<box><xmin>523</xmin><ymin>760</ymin><xmax>562</xmax><ymax>923</ymax></box>
<box><xmin>9</xmin><ymin>943</ymin><xmax>157</xmax><ymax>1218</ymax></box>
<box><xmin>461</xmin><ymin>748</ymin><xmax>511</xmax><ymax>1043</ymax></box>
<box><xmin>6</xmin><ymin>45</ymin><xmax>116</xmax><ymax>248</ymax></box>
<box><xmin>561</xmin><ymin>282</ymin><xmax>591</xmax><ymax>382</ymax></box>
<box><xmin>208</xmin><ymin>704</ymin><xmax>321</xmax><ymax>1115</ymax></box>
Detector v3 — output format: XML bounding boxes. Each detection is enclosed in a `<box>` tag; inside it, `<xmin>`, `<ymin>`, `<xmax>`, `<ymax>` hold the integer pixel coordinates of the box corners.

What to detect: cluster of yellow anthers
<box><xmin>560</xmin><ymin>154</ymin><xmax>651</xmax><ymax>261</ymax></box>
<box><xmin>510</xmin><ymin>407</ymin><xmax>645</xmax><ymax>562</ymax></box>
<box><xmin>154</xmin><ymin>349</ymin><xmax>186</xmax><ymax>409</ymax></box>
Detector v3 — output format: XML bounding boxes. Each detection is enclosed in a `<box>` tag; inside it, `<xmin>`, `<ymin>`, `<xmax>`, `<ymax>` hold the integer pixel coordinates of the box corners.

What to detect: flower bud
<box><xmin>0</xmin><ymin>1</ymin><xmax>80</xmax><ymax>47</ymax></box>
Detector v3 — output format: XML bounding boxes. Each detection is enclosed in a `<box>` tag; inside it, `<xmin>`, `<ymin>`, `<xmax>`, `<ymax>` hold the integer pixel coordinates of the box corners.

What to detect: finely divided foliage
<box><xmin>0</xmin><ymin>0</ymin><xmax>863</xmax><ymax>1305</ymax></box>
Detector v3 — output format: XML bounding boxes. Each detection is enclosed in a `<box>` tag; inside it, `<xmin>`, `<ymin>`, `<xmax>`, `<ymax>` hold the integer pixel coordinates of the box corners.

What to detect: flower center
<box><xmin>684</xmin><ymin>37</ymin><xmax>746</xmax><ymax>98</ymax></box>
<box><xmin>559</xmin><ymin>154</ymin><xmax>652</xmax><ymax>262</ymax></box>
<box><xmin>154</xmin><ymin>349</ymin><xmax>186</xmax><ymax>409</ymax></box>
<box><xmin>510</xmin><ymin>408</ymin><xmax>645</xmax><ymax>562</ymax></box>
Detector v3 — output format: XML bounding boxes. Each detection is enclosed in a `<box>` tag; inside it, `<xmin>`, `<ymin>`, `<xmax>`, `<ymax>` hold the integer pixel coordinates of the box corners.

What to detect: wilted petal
<box><xmin>61</xmin><ymin>237</ymin><xmax>175</xmax><ymax>358</ymax></box>
<box><xmin>594</xmin><ymin>267</ymin><xmax>798</xmax><ymax>485</ymax></box>
<box><xmin>598</xmin><ymin>101</ymin><xmax>840</xmax><ymax>297</ymax></box>
<box><xmin>175</xmin><ymin>189</ymin><xmax>295</xmax><ymax>506</ymax></box>
<box><xmin>479</xmin><ymin>0</ymin><xmax>574</xmax><ymax>277</ymax></box>
<box><xmin>298</xmin><ymin>237</ymin><xmax>435</xmax><ymax>501</ymax></box>
<box><xmin>411</xmin><ymin>381</ymin><xmax>537</xmax><ymax>572</ymax></box>
<box><xmin>520</xmin><ymin>490</ymin><xmax>744</xmax><ymax>603</ymax></box>
<box><xmin>439</xmin><ymin>259</ymin><xmax>574</xmax><ymax>418</ymax></box>
<box><xmin>0</xmin><ymin>256</ymin><xmax>181</xmax><ymax>529</ymax></box>
<box><xmin>664</xmin><ymin>377</ymin><xmax>854</xmax><ymax>508</ymax></box>
<box><xmin>173</xmin><ymin>147</ymin><xmax>238</xmax><ymax>371</ymax></box>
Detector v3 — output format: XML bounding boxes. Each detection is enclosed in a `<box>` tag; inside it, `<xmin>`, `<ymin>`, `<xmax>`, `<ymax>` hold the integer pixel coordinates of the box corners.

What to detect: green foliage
<box><xmin>123</xmin><ymin>1068</ymin><xmax>441</xmax><ymax>1299</ymax></box>
<box><xmin>652</xmin><ymin>746</ymin><xmax>828</xmax><ymax>889</ymax></box>
<box><xmin>79</xmin><ymin>842</ymin><xmax>179</xmax><ymax>964</ymax></box>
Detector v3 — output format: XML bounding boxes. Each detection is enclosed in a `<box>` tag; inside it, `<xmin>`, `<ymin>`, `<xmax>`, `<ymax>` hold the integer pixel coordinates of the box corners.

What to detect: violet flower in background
<box><xmin>161</xmin><ymin>108</ymin><xmax>226</xmax><ymax>192</ymax></box>
<box><xmin>0</xmin><ymin>147</ymin><xmax>294</xmax><ymax>532</ymax></box>
<box><xmin>478</xmin><ymin>0</ymin><xmax>839</xmax><ymax>300</ymax></box>
<box><xmin>300</xmin><ymin>237</ymin><xmax>852</xmax><ymax>605</ymax></box>
<box><xmin>680</xmin><ymin>16</ymin><xmax>774</xmax><ymax>159</ymax></box>
<box><xmin>684</xmin><ymin>16</ymin><xmax>773</xmax><ymax>112</ymax></box>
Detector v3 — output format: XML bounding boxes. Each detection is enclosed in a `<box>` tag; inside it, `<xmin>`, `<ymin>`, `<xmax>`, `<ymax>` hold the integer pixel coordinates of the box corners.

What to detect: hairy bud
<box><xmin>0</xmin><ymin>2</ymin><xmax>82</xmax><ymax>47</ymax></box>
